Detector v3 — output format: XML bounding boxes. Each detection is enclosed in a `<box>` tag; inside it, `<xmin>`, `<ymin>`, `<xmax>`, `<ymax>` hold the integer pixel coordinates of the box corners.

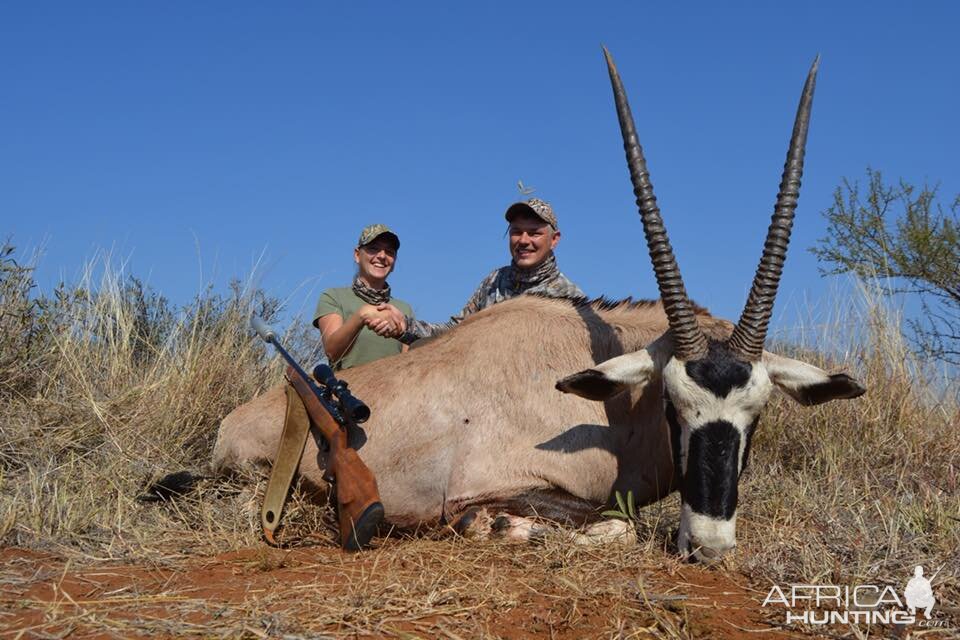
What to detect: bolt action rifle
<box><xmin>251</xmin><ymin>315</ymin><xmax>384</xmax><ymax>551</ymax></box>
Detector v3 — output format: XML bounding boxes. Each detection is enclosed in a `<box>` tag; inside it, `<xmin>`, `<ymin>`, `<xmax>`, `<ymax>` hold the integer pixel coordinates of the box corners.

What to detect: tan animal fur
<box><xmin>212</xmin><ymin>294</ymin><xmax>734</xmax><ymax>530</ymax></box>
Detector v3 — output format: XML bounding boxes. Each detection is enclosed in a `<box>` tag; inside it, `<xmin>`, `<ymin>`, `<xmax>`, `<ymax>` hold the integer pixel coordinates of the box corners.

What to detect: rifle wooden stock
<box><xmin>286</xmin><ymin>366</ymin><xmax>383</xmax><ymax>550</ymax></box>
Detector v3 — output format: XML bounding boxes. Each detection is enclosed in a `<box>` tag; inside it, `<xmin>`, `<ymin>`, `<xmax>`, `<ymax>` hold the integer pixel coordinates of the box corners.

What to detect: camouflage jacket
<box><xmin>403</xmin><ymin>254</ymin><xmax>584</xmax><ymax>341</ymax></box>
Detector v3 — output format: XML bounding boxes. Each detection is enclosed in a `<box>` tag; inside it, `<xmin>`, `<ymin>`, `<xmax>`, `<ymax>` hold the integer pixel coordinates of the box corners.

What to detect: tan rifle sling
<box><xmin>260</xmin><ymin>383</ymin><xmax>311</xmax><ymax>545</ymax></box>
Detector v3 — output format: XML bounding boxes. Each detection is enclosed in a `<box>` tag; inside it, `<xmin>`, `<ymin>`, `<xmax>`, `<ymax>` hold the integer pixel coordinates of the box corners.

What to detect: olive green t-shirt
<box><xmin>313</xmin><ymin>287</ymin><xmax>414</xmax><ymax>370</ymax></box>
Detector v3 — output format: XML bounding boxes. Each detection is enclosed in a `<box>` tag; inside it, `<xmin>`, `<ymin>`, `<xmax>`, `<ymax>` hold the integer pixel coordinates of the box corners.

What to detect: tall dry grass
<box><xmin>737</xmin><ymin>284</ymin><xmax>958</xmax><ymax>590</ymax></box>
<box><xmin>0</xmin><ymin>243</ymin><xmax>321</xmax><ymax>557</ymax></box>
<box><xmin>0</xmin><ymin>242</ymin><xmax>956</xmax><ymax>602</ymax></box>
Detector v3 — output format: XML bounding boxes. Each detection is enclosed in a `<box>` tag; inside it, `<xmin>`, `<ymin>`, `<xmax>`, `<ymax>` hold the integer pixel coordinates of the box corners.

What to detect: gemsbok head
<box><xmin>557</xmin><ymin>51</ymin><xmax>866</xmax><ymax>562</ymax></box>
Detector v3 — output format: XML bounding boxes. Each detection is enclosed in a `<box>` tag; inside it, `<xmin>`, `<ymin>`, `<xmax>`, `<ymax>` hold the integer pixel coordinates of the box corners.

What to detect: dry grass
<box><xmin>0</xmin><ymin>245</ymin><xmax>319</xmax><ymax>559</ymax></box>
<box><xmin>0</xmin><ymin>243</ymin><xmax>957</xmax><ymax>638</ymax></box>
<box><xmin>738</xmin><ymin>286</ymin><xmax>959</xmax><ymax>587</ymax></box>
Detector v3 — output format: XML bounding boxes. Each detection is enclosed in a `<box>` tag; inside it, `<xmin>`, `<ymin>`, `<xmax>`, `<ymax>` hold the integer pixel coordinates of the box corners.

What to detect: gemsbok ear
<box><xmin>556</xmin><ymin>349</ymin><xmax>661</xmax><ymax>401</ymax></box>
<box><xmin>763</xmin><ymin>352</ymin><xmax>866</xmax><ymax>406</ymax></box>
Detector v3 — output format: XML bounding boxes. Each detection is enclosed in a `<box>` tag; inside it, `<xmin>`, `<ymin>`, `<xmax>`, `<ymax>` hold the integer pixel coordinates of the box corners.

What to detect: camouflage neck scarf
<box><xmin>352</xmin><ymin>276</ymin><xmax>391</xmax><ymax>305</ymax></box>
<box><xmin>511</xmin><ymin>253</ymin><xmax>560</xmax><ymax>292</ymax></box>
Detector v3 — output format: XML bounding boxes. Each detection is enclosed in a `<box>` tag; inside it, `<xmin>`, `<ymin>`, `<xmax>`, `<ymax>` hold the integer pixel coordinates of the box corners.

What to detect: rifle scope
<box><xmin>313</xmin><ymin>364</ymin><xmax>371</xmax><ymax>424</ymax></box>
<box><xmin>251</xmin><ymin>314</ymin><xmax>371</xmax><ymax>424</ymax></box>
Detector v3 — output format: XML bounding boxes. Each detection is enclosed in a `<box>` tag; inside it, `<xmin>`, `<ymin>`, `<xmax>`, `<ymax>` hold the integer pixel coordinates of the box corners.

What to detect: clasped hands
<box><xmin>360</xmin><ymin>303</ymin><xmax>407</xmax><ymax>338</ymax></box>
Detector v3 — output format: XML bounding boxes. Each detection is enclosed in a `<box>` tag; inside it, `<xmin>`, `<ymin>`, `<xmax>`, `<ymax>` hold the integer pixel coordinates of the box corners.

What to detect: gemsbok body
<box><xmin>213</xmin><ymin>51</ymin><xmax>865</xmax><ymax>562</ymax></box>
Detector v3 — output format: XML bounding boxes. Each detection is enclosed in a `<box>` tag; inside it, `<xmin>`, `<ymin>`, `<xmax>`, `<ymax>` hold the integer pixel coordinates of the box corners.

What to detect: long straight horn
<box><xmin>728</xmin><ymin>56</ymin><xmax>820</xmax><ymax>361</ymax></box>
<box><xmin>603</xmin><ymin>47</ymin><xmax>707</xmax><ymax>361</ymax></box>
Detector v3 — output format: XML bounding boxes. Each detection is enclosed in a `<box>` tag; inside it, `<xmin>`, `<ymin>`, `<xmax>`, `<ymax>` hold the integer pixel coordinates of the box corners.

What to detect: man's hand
<box><xmin>365</xmin><ymin>313</ymin><xmax>397</xmax><ymax>337</ymax></box>
<box><xmin>375</xmin><ymin>303</ymin><xmax>407</xmax><ymax>335</ymax></box>
<box><xmin>359</xmin><ymin>303</ymin><xmax>407</xmax><ymax>338</ymax></box>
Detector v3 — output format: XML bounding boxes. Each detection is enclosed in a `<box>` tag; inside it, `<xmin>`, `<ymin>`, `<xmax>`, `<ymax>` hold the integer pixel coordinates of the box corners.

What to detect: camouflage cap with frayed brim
<box><xmin>357</xmin><ymin>223</ymin><xmax>400</xmax><ymax>249</ymax></box>
<box><xmin>504</xmin><ymin>198</ymin><xmax>558</xmax><ymax>230</ymax></box>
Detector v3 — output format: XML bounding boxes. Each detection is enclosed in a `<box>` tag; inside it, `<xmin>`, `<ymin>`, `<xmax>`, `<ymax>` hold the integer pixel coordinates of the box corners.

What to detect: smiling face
<box><xmin>354</xmin><ymin>237</ymin><xmax>397</xmax><ymax>288</ymax></box>
<box><xmin>508</xmin><ymin>214</ymin><xmax>560</xmax><ymax>269</ymax></box>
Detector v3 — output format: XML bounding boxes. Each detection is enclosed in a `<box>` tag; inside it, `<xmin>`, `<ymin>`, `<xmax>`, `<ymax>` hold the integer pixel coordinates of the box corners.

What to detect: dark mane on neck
<box><xmin>527</xmin><ymin>292</ymin><xmax>710</xmax><ymax>316</ymax></box>
<box><xmin>583</xmin><ymin>296</ymin><xmax>659</xmax><ymax>312</ymax></box>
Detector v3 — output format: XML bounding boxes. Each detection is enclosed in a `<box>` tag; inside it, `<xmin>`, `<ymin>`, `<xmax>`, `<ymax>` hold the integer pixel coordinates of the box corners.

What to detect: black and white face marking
<box><xmin>664</xmin><ymin>342</ymin><xmax>772</xmax><ymax>561</ymax></box>
<box><xmin>555</xmin><ymin>336</ymin><xmax>866</xmax><ymax>562</ymax></box>
<box><xmin>683</xmin><ymin>420</ymin><xmax>741</xmax><ymax>519</ymax></box>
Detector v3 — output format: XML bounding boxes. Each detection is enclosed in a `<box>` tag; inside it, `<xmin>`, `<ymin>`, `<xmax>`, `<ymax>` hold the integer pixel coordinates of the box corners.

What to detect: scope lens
<box><xmin>345</xmin><ymin>397</ymin><xmax>370</xmax><ymax>423</ymax></box>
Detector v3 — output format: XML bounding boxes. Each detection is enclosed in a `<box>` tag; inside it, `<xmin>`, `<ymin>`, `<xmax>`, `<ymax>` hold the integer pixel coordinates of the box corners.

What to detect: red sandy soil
<box><xmin>0</xmin><ymin>544</ymin><xmax>944</xmax><ymax>639</ymax></box>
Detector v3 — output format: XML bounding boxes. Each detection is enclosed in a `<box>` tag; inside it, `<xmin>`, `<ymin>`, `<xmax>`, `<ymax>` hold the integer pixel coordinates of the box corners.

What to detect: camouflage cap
<box><xmin>357</xmin><ymin>223</ymin><xmax>400</xmax><ymax>250</ymax></box>
<box><xmin>504</xmin><ymin>198</ymin><xmax>558</xmax><ymax>230</ymax></box>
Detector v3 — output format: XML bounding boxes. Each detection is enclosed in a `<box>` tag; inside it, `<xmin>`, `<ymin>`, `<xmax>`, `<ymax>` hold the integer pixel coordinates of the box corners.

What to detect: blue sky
<box><xmin>3</xmin><ymin>2</ymin><xmax>957</xmax><ymax>336</ymax></box>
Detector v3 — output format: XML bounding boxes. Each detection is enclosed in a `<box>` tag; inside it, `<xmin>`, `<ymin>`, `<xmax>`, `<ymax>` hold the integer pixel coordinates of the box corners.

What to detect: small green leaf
<box><xmin>601</xmin><ymin>510</ymin><xmax>628</xmax><ymax>520</ymax></box>
<box><xmin>614</xmin><ymin>491</ymin><xmax>627</xmax><ymax>515</ymax></box>
<box><xmin>626</xmin><ymin>490</ymin><xmax>636</xmax><ymax>519</ymax></box>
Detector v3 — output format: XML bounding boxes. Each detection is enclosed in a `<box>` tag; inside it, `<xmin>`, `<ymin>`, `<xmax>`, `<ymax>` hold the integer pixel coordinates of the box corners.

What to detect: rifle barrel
<box><xmin>250</xmin><ymin>315</ymin><xmax>313</xmax><ymax>384</ymax></box>
<box><xmin>250</xmin><ymin>315</ymin><xmax>357</xmax><ymax>425</ymax></box>
<box><xmin>250</xmin><ymin>315</ymin><xmax>277</xmax><ymax>343</ymax></box>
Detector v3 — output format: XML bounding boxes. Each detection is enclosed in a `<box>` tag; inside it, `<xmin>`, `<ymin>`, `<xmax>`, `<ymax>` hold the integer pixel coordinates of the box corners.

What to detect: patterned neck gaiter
<box><xmin>352</xmin><ymin>276</ymin><xmax>392</xmax><ymax>305</ymax></box>
<box><xmin>511</xmin><ymin>253</ymin><xmax>560</xmax><ymax>292</ymax></box>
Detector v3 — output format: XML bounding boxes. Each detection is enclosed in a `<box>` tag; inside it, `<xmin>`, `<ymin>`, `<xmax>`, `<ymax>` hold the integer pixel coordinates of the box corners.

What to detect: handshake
<box><xmin>359</xmin><ymin>303</ymin><xmax>408</xmax><ymax>339</ymax></box>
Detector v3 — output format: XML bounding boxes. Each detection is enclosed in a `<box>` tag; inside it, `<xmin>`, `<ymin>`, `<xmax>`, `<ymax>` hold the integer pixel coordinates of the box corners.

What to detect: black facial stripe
<box><xmin>665</xmin><ymin>399</ymin><xmax>682</xmax><ymax>486</ymax></box>
<box><xmin>793</xmin><ymin>373</ymin><xmax>867</xmax><ymax>406</ymax></box>
<box><xmin>739</xmin><ymin>417</ymin><xmax>759</xmax><ymax>476</ymax></box>
<box><xmin>683</xmin><ymin>421</ymin><xmax>740</xmax><ymax>519</ymax></box>
<box><xmin>555</xmin><ymin>369</ymin><xmax>625</xmax><ymax>401</ymax></box>
<box><xmin>685</xmin><ymin>341</ymin><xmax>752</xmax><ymax>398</ymax></box>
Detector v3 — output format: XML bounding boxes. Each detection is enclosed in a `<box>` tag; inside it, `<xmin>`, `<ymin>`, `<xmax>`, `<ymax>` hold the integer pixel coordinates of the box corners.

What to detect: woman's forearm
<box><xmin>320</xmin><ymin>309</ymin><xmax>370</xmax><ymax>364</ymax></box>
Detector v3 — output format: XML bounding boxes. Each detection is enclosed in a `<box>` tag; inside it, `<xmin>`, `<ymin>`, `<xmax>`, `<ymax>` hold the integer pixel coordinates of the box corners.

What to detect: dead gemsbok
<box><xmin>212</xmin><ymin>51</ymin><xmax>865</xmax><ymax>562</ymax></box>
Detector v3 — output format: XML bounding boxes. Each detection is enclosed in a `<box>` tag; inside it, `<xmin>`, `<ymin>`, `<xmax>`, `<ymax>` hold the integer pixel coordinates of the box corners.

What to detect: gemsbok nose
<box><xmin>690</xmin><ymin>541</ymin><xmax>736</xmax><ymax>564</ymax></box>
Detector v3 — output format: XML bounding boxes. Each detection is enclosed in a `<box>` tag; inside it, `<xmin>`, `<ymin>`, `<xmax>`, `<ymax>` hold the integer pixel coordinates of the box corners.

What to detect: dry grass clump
<box><xmin>0</xmin><ymin>243</ymin><xmax>319</xmax><ymax>557</ymax></box>
<box><xmin>735</xmin><ymin>287</ymin><xmax>958</xmax><ymax>597</ymax></box>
